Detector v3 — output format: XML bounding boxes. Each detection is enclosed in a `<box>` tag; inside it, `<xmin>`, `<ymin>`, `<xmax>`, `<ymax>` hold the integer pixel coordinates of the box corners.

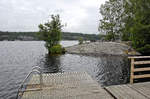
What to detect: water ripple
<box><xmin>0</xmin><ymin>41</ymin><xmax>129</xmax><ymax>99</ymax></box>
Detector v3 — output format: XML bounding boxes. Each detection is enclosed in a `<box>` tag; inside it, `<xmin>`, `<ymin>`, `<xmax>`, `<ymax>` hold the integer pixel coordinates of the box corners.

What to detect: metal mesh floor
<box><xmin>21</xmin><ymin>72</ymin><xmax>113</xmax><ymax>99</ymax></box>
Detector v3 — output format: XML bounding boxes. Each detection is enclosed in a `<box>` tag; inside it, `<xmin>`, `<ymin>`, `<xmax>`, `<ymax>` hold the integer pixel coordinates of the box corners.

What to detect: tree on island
<box><xmin>37</xmin><ymin>14</ymin><xmax>65</xmax><ymax>54</ymax></box>
<box><xmin>78</xmin><ymin>37</ymin><xmax>83</xmax><ymax>45</ymax></box>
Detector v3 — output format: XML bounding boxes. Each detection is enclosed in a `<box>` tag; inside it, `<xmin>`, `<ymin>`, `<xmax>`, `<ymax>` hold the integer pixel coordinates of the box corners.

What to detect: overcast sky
<box><xmin>0</xmin><ymin>0</ymin><xmax>107</xmax><ymax>34</ymax></box>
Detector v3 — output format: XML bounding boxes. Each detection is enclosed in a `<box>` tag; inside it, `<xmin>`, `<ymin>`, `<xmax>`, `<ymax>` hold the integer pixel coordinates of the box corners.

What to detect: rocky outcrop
<box><xmin>65</xmin><ymin>42</ymin><xmax>140</xmax><ymax>56</ymax></box>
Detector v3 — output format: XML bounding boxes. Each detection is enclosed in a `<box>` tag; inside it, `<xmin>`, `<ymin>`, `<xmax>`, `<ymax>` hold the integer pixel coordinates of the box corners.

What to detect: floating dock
<box><xmin>20</xmin><ymin>72</ymin><xmax>150</xmax><ymax>99</ymax></box>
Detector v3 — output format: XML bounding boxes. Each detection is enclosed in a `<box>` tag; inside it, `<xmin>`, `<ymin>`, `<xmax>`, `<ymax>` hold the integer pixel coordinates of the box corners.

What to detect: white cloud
<box><xmin>0</xmin><ymin>0</ymin><xmax>107</xmax><ymax>34</ymax></box>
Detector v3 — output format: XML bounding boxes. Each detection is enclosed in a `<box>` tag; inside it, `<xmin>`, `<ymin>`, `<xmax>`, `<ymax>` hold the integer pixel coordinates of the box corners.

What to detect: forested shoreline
<box><xmin>0</xmin><ymin>31</ymin><xmax>103</xmax><ymax>41</ymax></box>
<box><xmin>99</xmin><ymin>0</ymin><xmax>150</xmax><ymax>55</ymax></box>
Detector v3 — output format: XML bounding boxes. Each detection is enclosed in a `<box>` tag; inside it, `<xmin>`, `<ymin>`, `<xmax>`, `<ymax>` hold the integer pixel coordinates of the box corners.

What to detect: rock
<box><xmin>65</xmin><ymin>42</ymin><xmax>140</xmax><ymax>56</ymax></box>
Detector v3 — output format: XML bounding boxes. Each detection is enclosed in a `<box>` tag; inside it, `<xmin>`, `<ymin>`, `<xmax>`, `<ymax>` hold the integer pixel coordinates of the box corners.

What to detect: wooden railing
<box><xmin>128</xmin><ymin>56</ymin><xmax>150</xmax><ymax>84</ymax></box>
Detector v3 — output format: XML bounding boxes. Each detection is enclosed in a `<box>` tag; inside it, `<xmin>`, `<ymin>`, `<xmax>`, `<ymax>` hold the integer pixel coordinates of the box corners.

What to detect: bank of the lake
<box><xmin>65</xmin><ymin>41</ymin><xmax>140</xmax><ymax>56</ymax></box>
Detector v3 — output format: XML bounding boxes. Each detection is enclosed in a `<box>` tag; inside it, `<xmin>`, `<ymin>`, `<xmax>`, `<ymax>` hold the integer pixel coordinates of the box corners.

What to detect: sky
<box><xmin>0</xmin><ymin>0</ymin><xmax>107</xmax><ymax>34</ymax></box>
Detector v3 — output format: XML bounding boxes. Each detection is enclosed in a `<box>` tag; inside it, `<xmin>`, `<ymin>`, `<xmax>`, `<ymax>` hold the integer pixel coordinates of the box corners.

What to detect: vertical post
<box><xmin>130</xmin><ymin>58</ymin><xmax>134</xmax><ymax>84</ymax></box>
<box><xmin>40</xmin><ymin>71</ymin><xmax>43</xmax><ymax>89</ymax></box>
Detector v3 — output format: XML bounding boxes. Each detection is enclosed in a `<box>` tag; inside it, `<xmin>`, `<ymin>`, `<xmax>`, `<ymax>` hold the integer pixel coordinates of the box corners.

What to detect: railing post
<box><xmin>40</xmin><ymin>71</ymin><xmax>43</xmax><ymax>89</ymax></box>
<box><xmin>130</xmin><ymin>58</ymin><xmax>134</xmax><ymax>84</ymax></box>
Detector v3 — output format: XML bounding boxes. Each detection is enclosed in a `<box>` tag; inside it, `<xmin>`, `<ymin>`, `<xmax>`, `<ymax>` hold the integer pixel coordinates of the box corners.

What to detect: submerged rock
<box><xmin>65</xmin><ymin>42</ymin><xmax>140</xmax><ymax>56</ymax></box>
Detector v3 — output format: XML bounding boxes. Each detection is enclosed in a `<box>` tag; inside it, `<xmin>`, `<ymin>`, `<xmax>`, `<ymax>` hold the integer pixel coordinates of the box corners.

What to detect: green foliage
<box><xmin>37</xmin><ymin>14</ymin><xmax>63</xmax><ymax>54</ymax></box>
<box><xmin>105</xmin><ymin>33</ymin><xmax>114</xmax><ymax>41</ymax></box>
<box><xmin>99</xmin><ymin>0</ymin><xmax>124</xmax><ymax>41</ymax></box>
<box><xmin>49</xmin><ymin>44</ymin><xmax>66</xmax><ymax>54</ymax></box>
<box><xmin>123</xmin><ymin>0</ymin><xmax>150</xmax><ymax>54</ymax></box>
<box><xmin>121</xmin><ymin>32</ymin><xmax>130</xmax><ymax>41</ymax></box>
<box><xmin>78</xmin><ymin>37</ymin><xmax>83</xmax><ymax>45</ymax></box>
<box><xmin>99</xmin><ymin>0</ymin><xmax>150</xmax><ymax>54</ymax></box>
<box><xmin>137</xmin><ymin>44</ymin><xmax>150</xmax><ymax>55</ymax></box>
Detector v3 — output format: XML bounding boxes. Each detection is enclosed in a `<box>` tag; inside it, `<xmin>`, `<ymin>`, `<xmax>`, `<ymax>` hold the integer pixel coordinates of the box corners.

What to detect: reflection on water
<box><xmin>0</xmin><ymin>41</ymin><xmax>129</xmax><ymax>99</ymax></box>
<box><xmin>94</xmin><ymin>55</ymin><xmax>129</xmax><ymax>86</ymax></box>
<box><xmin>38</xmin><ymin>53</ymin><xmax>129</xmax><ymax>86</ymax></box>
<box><xmin>39</xmin><ymin>54</ymin><xmax>62</xmax><ymax>73</ymax></box>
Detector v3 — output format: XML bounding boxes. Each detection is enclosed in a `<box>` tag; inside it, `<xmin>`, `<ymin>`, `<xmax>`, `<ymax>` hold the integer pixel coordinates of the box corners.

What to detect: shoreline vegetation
<box><xmin>0</xmin><ymin>31</ymin><xmax>101</xmax><ymax>41</ymax></box>
<box><xmin>99</xmin><ymin>0</ymin><xmax>150</xmax><ymax>55</ymax></box>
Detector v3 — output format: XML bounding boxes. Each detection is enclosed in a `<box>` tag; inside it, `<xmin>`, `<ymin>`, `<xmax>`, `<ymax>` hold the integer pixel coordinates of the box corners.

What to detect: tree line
<box><xmin>0</xmin><ymin>31</ymin><xmax>101</xmax><ymax>41</ymax></box>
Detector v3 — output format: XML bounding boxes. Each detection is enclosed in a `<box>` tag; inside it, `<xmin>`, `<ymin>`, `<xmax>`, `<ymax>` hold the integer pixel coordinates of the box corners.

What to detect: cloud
<box><xmin>0</xmin><ymin>0</ymin><xmax>107</xmax><ymax>34</ymax></box>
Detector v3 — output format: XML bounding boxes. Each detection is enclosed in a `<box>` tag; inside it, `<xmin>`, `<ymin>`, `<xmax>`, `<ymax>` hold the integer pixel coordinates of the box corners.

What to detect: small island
<box><xmin>65</xmin><ymin>41</ymin><xmax>140</xmax><ymax>56</ymax></box>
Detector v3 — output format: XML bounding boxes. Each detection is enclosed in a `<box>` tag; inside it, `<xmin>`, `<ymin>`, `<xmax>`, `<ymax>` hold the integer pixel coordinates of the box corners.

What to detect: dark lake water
<box><xmin>0</xmin><ymin>41</ymin><xmax>130</xmax><ymax>99</ymax></box>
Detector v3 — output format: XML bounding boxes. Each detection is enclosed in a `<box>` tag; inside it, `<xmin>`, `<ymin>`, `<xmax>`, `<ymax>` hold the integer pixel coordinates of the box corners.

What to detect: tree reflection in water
<box><xmin>39</xmin><ymin>54</ymin><xmax>62</xmax><ymax>73</ymax></box>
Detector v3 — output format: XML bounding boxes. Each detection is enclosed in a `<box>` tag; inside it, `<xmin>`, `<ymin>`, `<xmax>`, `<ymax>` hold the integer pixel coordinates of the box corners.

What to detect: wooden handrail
<box><xmin>133</xmin><ymin>61</ymin><xmax>150</xmax><ymax>65</ymax></box>
<box><xmin>128</xmin><ymin>56</ymin><xmax>150</xmax><ymax>84</ymax></box>
<box><xmin>128</xmin><ymin>56</ymin><xmax>150</xmax><ymax>59</ymax></box>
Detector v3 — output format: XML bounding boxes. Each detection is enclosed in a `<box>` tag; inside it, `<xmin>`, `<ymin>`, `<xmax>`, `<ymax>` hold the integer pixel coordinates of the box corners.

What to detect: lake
<box><xmin>0</xmin><ymin>41</ymin><xmax>129</xmax><ymax>99</ymax></box>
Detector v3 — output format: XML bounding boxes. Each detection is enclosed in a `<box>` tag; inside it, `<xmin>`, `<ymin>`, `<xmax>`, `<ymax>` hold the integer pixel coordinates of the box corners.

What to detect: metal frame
<box><xmin>16</xmin><ymin>66</ymin><xmax>43</xmax><ymax>99</ymax></box>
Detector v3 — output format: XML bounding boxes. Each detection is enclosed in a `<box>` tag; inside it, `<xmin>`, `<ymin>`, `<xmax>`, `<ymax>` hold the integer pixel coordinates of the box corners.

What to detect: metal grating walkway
<box><xmin>21</xmin><ymin>72</ymin><xmax>113</xmax><ymax>99</ymax></box>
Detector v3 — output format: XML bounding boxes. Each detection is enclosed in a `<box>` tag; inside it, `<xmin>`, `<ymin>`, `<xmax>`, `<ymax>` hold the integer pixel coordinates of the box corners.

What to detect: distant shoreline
<box><xmin>0</xmin><ymin>31</ymin><xmax>101</xmax><ymax>41</ymax></box>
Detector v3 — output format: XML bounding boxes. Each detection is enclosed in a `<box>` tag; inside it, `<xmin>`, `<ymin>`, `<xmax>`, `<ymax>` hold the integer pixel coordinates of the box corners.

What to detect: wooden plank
<box><xmin>105</xmin><ymin>84</ymin><xmax>148</xmax><ymax>99</ymax></box>
<box><xmin>128</xmin><ymin>56</ymin><xmax>150</xmax><ymax>59</ymax></box>
<box><xmin>133</xmin><ymin>74</ymin><xmax>150</xmax><ymax>79</ymax></box>
<box><xmin>134</xmin><ymin>67</ymin><xmax>150</xmax><ymax>72</ymax></box>
<box><xmin>134</xmin><ymin>61</ymin><xmax>150</xmax><ymax>65</ymax></box>
<box><xmin>128</xmin><ymin>82</ymin><xmax>150</xmax><ymax>98</ymax></box>
<box><xmin>130</xmin><ymin>58</ymin><xmax>134</xmax><ymax>84</ymax></box>
<box><xmin>21</xmin><ymin>72</ymin><xmax>113</xmax><ymax>99</ymax></box>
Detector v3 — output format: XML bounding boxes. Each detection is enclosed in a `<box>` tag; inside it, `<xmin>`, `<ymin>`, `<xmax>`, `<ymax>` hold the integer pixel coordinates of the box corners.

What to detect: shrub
<box><xmin>49</xmin><ymin>44</ymin><xmax>66</xmax><ymax>54</ymax></box>
<box><xmin>137</xmin><ymin>44</ymin><xmax>150</xmax><ymax>55</ymax></box>
<box><xmin>78</xmin><ymin>37</ymin><xmax>83</xmax><ymax>45</ymax></box>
